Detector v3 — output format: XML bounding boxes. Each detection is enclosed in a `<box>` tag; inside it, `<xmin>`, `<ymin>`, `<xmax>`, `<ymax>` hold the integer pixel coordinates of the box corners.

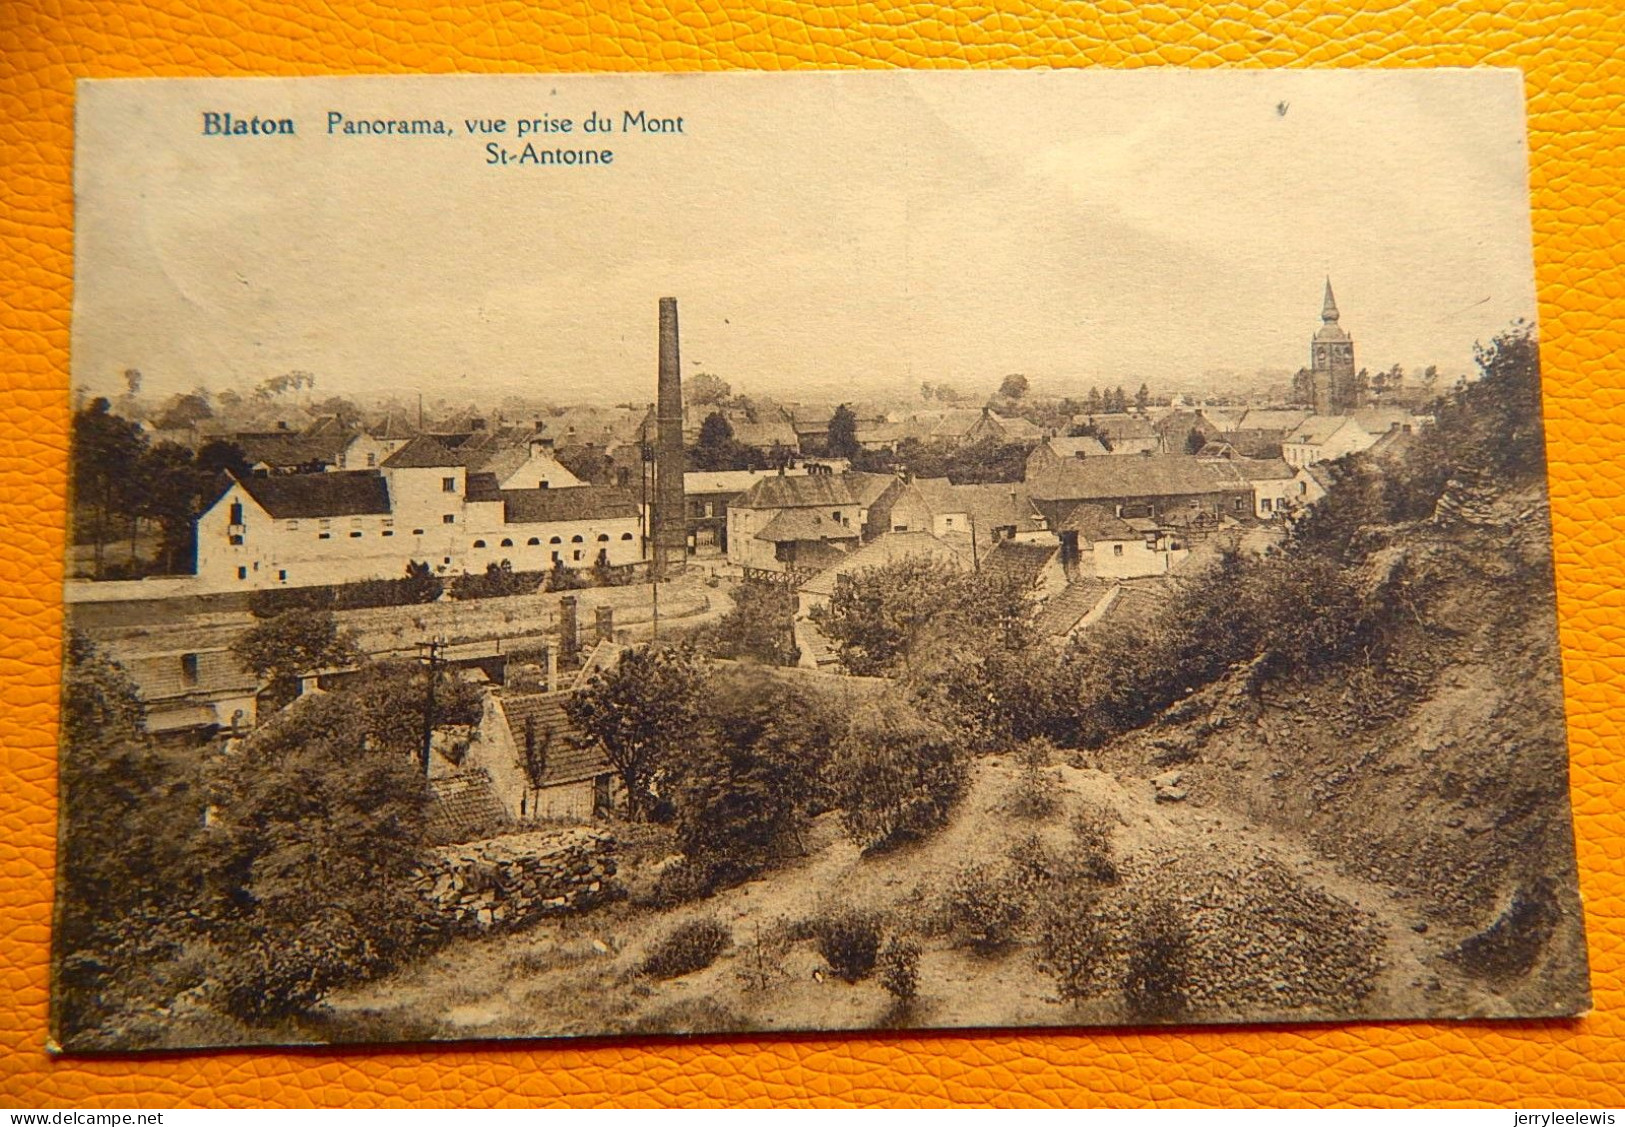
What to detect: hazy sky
<box><xmin>74</xmin><ymin>69</ymin><xmax>1537</xmax><ymax>407</ymax></box>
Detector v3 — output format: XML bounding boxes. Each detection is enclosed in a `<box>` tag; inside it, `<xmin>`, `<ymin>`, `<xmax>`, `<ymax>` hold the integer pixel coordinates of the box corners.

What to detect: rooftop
<box><xmin>237</xmin><ymin>470</ymin><xmax>392</xmax><ymax>520</ymax></box>
<box><xmin>500</xmin><ymin>692</ymin><xmax>613</xmax><ymax>787</ymax></box>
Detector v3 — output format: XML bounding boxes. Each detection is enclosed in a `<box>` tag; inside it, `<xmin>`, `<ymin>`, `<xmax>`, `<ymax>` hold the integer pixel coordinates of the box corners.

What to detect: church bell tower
<box><xmin>1309</xmin><ymin>278</ymin><xmax>1357</xmax><ymax>414</ymax></box>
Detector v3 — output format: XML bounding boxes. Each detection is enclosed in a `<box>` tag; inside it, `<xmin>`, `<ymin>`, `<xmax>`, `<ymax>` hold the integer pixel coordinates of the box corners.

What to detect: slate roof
<box><xmin>502</xmin><ymin>486</ymin><xmax>639</xmax><ymax>525</ymax></box>
<box><xmin>1234</xmin><ymin>409</ymin><xmax>1312</xmax><ymax>433</ymax></box>
<box><xmin>1042</xmin><ymin>436</ymin><xmax>1110</xmax><ymax>459</ymax></box>
<box><xmin>237</xmin><ymin>470</ymin><xmax>393</xmax><ymax>519</ymax></box>
<box><xmin>1351</xmin><ymin>407</ymin><xmax>1426</xmax><ymax>436</ymax></box>
<box><xmin>499</xmin><ymin>692</ymin><xmax>613</xmax><ymax>787</ymax></box>
<box><xmin>983</xmin><ymin>411</ymin><xmax>1045</xmax><ymax>441</ymax></box>
<box><xmin>756</xmin><ymin>508</ymin><xmax>862</xmax><ymax>544</ymax></box>
<box><xmin>119</xmin><ymin>648</ymin><xmax>258</xmax><ymax>702</ymax></box>
<box><xmin>736</xmin><ymin>471</ymin><xmax>893</xmax><ymax>511</ymax></box>
<box><xmin>1284</xmin><ymin>416</ymin><xmax>1360</xmax><ymax>446</ymax></box>
<box><xmin>912</xmin><ymin>479</ymin><xmax>1048</xmax><ymax>534</ymax></box>
<box><xmin>978</xmin><ymin>539</ymin><xmax>1060</xmax><ymax>587</ymax></box>
<box><xmin>1072</xmin><ymin>413</ymin><xmax>1159</xmax><ymax>441</ymax></box>
<box><xmin>1056</xmin><ymin>503</ymin><xmax>1140</xmax><ymax>541</ymax></box>
<box><xmin>233</xmin><ymin>431</ymin><xmax>352</xmax><ymax>468</ymax></box>
<box><xmin>1217</xmin><ymin>456</ymin><xmax>1297</xmax><ymax>482</ymax></box>
<box><xmin>686</xmin><ymin>468</ymin><xmax>803</xmax><ymax>495</ymax></box>
<box><xmin>382</xmin><ymin>434</ymin><xmax>469</xmax><ymax>469</ymax></box>
<box><xmin>1026</xmin><ymin>455</ymin><xmax>1246</xmax><ymax>502</ymax></box>
<box><xmin>798</xmin><ymin>531</ymin><xmax>969</xmax><ymax>597</ymax></box>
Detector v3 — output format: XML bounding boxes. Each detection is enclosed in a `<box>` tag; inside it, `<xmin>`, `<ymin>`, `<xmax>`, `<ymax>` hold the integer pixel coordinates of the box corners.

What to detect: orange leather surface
<box><xmin>3</xmin><ymin>0</ymin><xmax>1623</xmax><ymax>1108</ymax></box>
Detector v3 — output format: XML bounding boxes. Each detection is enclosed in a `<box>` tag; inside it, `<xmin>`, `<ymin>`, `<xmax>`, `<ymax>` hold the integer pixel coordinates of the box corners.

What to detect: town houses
<box><xmin>77</xmin><ymin>285</ymin><xmax>1437</xmax><ymax>747</ymax></box>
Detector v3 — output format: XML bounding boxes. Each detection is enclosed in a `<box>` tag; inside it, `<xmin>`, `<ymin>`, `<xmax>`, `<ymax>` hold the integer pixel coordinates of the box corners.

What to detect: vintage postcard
<box><xmin>56</xmin><ymin>70</ymin><xmax>1589</xmax><ymax>1051</ymax></box>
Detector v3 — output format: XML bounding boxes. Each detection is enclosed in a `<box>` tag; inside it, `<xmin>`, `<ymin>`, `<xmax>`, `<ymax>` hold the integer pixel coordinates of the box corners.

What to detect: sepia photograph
<box><xmin>55</xmin><ymin>69</ymin><xmax>1589</xmax><ymax>1052</ymax></box>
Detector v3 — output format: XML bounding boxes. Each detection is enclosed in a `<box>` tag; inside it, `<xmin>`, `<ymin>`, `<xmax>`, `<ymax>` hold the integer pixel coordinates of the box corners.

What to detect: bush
<box><xmin>1037</xmin><ymin>893</ymin><xmax>1116</xmax><ymax>1003</ymax></box>
<box><xmin>642</xmin><ymin>918</ymin><xmax>732</xmax><ymax>980</ymax></box>
<box><xmin>701</xmin><ymin>579</ymin><xmax>800</xmax><ymax>666</ymax></box>
<box><xmin>451</xmin><ymin>561</ymin><xmax>543</xmax><ymax>600</ymax></box>
<box><xmin>814</xmin><ymin>909</ymin><xmax>882</xmax><ymax>983</ymax></box>
<box><xmin>246</xmin><ymin>562</ymin><xmax>442</xmax><ymax>618</ymax></box>
<box><xmin>1069</xmin><ymin>805</ymin><xmax>1121</xmax><ymax>886</ymax></box>
<box><xmin>1122</xmin><ymin>899</ymin><xmax>1191</xmax><ymax>1022</ymax></box>
<box><xmin>829</xmin><ymin>705</ymin><xmax>968</xmax><ymax>851</ymax></box>
<box><xmin>647</xmin><ymin>858</ymin><xmax>720</xmax><ymax>908</ymax></box>
<box><xmin>1008</xmin><ymin>745</ymin><xmax>1061</xmax><ymax>821</ymax></box>
<box><xmin>878</xmin><ymin>936</ymin><xmax>921</xmax><ymax>1002</ymax></box>
<box><xmin>943</xmin><ymin>862</ymin><xmax>1025</xmax><ymax>955</ymax></box>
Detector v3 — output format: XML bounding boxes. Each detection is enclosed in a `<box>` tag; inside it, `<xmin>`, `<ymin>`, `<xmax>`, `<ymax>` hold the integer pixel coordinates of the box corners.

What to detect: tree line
<box><xmin>72</xmin><ymin>398</ymin><xmax>250</xmax><ymax>578</ymax></box>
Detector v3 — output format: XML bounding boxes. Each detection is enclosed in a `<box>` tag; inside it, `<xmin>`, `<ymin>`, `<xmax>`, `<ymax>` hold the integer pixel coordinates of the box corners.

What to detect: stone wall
<box><xmin>414</xmin><ymin>826</ymin><xmax>618</xmax><ymax>932</ymax></box>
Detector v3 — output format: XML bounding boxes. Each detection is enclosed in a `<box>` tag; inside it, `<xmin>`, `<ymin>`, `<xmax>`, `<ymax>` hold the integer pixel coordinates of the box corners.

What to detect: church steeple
<box><xmin>1321</xmin><ymin>277</ymin><xmax>1340</xmax><ymax>324</ymax></box>
<box><xmin>1307</xmin><ymin>277</ymin><xmax>1356</xmax><ymax>413</ymax></box>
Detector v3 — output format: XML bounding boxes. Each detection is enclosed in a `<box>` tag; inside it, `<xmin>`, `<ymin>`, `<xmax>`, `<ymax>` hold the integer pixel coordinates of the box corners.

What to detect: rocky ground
<box><xmin>316</xmin><ymin>749</ymin><xmax>1527</xmax><ymax>1044</ymax></box>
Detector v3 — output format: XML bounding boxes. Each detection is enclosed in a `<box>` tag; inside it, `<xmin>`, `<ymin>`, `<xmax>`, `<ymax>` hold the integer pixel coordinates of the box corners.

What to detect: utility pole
<box><xmin>652</xmin><ymin>577</ymin><xmax>660</xmax><ymax>641</ymax></box>
<box><xmin>419</xmin><ymin>638</ymin><xmax>441</xmax><ymax>776</ymax></box>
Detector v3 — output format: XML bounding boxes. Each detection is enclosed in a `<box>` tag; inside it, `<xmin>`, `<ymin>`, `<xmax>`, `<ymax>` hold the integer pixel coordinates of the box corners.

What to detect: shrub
<box><xmin>1069</xmin><ymin>804</ymin><xmax>1121</xmax><ymax>886</ymax></box>
<box><xmin>647</xmin><ymin>858</ymin><xmax>720</xmax><ymax>908</ymax></box>
<box><xmin>664</xmin><ymin>671</ymin><xmax>840</xmax><ymax>878</ymax></box>
<box><xmin>814</xmin><ymin>909</ymin><xmax>882</xmax><ymax>983</ymax></box>
<box><xmin>943</xmin><ymin>862</ymin><xmax>1025</xmax><ymax>955</ymax></box>
<box><xmin>1123</xmin><ymin>899</ymin><xmax>1192</xmax><ymax>1022</ymax></box>
<box><xmin>1037</xmin><ymin>893</ymin><xmax>1116</xmax><ymax>1003</ymax></box>
<box><xmin>878</xmin><ymin>936</ymin><xmax>921</xmax><ymax>1002</ymax></box>
<box><xmin>701</xmin><ymin>579</ymin><xmax>800</xmax><ymax>666</ymax></box>
<box><xmin>642</xmin><ymin>918</ymin><xmax>732</xmax><ymax>980</ymax></box>
<box><xmin>828</xmin><ymin>705</ymin><xmax>968</xmax><ymax>851</ymax></box>
<box><xmin>451</xmin><ymin>561</ymin><xmax>543</xmax><ymax>600</ymax></box>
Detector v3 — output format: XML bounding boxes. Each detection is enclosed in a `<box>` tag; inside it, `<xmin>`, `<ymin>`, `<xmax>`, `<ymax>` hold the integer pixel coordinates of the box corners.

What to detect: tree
<box><xmin>230</xmin><ymin>608</ymin><xmax>363</xmax><ymax>708</ymax></box>
<box><xmin>401</xmin><ymin>560</ymin><xmax>444</xmax><ymax>604</ymax></box>
<box><xmin>812</xmin><ymin>556</ymin><xmax>1031</xmax><ymax>677</ymax></box>
<box><xmin>828</xmin><ymin>403</ymin><xmax>859</xmax><ymax>458</ymax></box>
<box><xmin>56</xmin><ymin>633</ymin><xmax>205</xmax><ymax>1046</ymax></box>
<box><xmin>701</xmin><ymin>579</ymin><xmax>800</xmax><ymax>665</ymax></box>
<box><xmin>153</xmin><ymin>391</ymin><xmax>213</xmax><ymax>431</ymax></box>
<box><xmin>1185</xmin><ymin>427</ymin><xmax>1208</xmax><ymax>455</ymax></box>
<box><xmin>828</xmin><ymin>701</ymin><xmax>967</xmax><ymax>851</ymax></box>
<box><xmin>135</xmin><ymin>441</ymin><xmax>201</xmax><ymax>572</ymax></box>
<box><xmin>1085</xmin><ymin>386</ymin><xmax>1103</xmax><ymax>414</ymax></box>
<box><xmin>664</xmin><ymin>671</ymin><xmax>840</xmax><ymax>876</ymax></box>
<box><xmin>202</xmin><ymin>676</ymin><xmax>438</xmax><ymax>1022</ymax></box>
<box><xmin>564</xmin><ymin>643</ymin><xmax>706</xmax><ymax>820</ymax></box>
<box><xmin>71</xmin><ymin>398</ymin><xmax>147</xmax><ymax>577</ymax></box>
<box><xmin>920</xmin><ymin>381</ymin><xmax>935</xmax><ymax>403</ymax></box>
<box><xmin>689</xmin><ymin>372</ymin><xmax>731</xmax><ymax>406</ymax></box>
<box><xmin>692</xmin><ymin>410</ymin><xmax>741</xmax><ymax>471</ymax></box>
<box><xmin>1136</xmin><ymin>383</ymin><xmax>1151</xmax><ymax>411</ymax></box>
<box><xmin>998</xmin><ymin>373</ymin><xmax>1030</xmax><ymax>401</ymax></box>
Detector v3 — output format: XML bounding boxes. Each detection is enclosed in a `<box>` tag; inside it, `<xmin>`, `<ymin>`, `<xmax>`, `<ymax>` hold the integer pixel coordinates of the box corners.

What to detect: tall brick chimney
<box><xmin>558</xmin><ymin>595</ymin><xmax>579</xmax><ymax>669</ymax></box>
<box><xmin>651</xmin><ymin>297</ymin><xmax>687</xmax><ymax>580</ymax></box>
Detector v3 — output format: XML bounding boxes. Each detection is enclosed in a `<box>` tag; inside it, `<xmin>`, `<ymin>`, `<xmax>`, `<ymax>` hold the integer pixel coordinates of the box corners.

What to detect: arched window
<box><xmin>597</xmin><ymin>534</ymin><xmax>609</xmax><ymax>542</ymax></box>
<box><xmin>527</xmin><ymin>537</ymin><xmax>540</xmax><ymax>546</ymax></box>
<box><xmin>500</xmin><ymin>538</ymin><xmax>513</xmax><ymax>547</ymax></box>
<box><xmin>621</xmin><ymin>532</ymin><xmax>634</xmax><ymax>541</ymax></box>
<box><xmin>571</xmin><ymin>535</ymin><xmax>584</xmax><ymax>544</ymax></box>
<box><xmin>549</xmin><ymin>536</ymin><xmax>562</xmax><ymax>545</ymax></box>
<box><xmin>473</xmin><ymin>539</ymin><xmax>487</xmax><ymax>548</ymax></box>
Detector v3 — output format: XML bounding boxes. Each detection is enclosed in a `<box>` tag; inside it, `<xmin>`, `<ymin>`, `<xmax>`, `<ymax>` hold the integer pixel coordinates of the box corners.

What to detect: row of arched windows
<box><xmin>470</xmin><ymin>532</ymin><xmax>636</xmax><ymax>549</ymax></box>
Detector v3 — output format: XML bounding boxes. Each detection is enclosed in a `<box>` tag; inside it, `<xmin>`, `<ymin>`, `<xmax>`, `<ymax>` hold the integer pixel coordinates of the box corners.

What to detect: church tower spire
<box><xmin>1321</xmin><ymin>276</ymin><xmax>1340</xmax><ymax>324</ymax></box>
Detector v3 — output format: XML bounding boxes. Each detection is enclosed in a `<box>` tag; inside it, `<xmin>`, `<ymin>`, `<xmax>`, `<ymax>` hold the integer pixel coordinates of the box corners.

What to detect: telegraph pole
<box><xmin>419</xmin><ymin>639</ymin><xmax>441</xmax><ymax>776</ymax></box>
